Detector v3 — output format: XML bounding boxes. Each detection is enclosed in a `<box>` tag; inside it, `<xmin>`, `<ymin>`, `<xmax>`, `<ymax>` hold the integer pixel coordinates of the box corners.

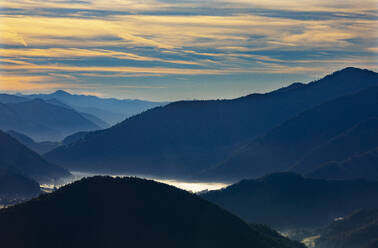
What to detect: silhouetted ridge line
<box><xmin>0</xmin><ymin>176</ymin><xmax>304</xmax><ymax>248</ymax></box>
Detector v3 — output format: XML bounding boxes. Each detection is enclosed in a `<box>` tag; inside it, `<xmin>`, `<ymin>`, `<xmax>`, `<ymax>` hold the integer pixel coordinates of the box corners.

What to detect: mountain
<box><xmin>315</xmin><ymin>209</ymin><xmax>378</xmax><ymax>248</ymax></box>
<box><xmin>45</xmin><ymin>68</ymin><xmax>378</xmax><ymax>178</ymax></box>
<box><xmin>7</xmin><ymin>130</ymin><xmax>60</xmax><ymax>154</ymax></box>
<box><xmin>206</xmin><ymin>85</ymin><xmax>378</xmax><ymax>180</ymax></box>
<box><xmin>43</xmin><ymin>98</ymin><xmax>110</xmax><ymax>129</ymax></box>
<box><xmin>202</xmin><ymin>172</ymin><xmax>378</xmax><ymax>229</ymax></box>
<box><xmin>0</xmin><ymin>176</ymin><xmax>305</xmax><ymax>248</ymax></box>
<box><xmin>79</xmin><ymin>112</ymin><xmax>110</xmax><ymax>129</ymax></box>
<box><xmin>0</xmin><ymin>169</ymin><xmax>41</xmax><ymax>205</ymax></box>
<box><xmin>0</xmin><ymin>94</ymin><xmax>28</xmax><ymax>103</ymax></box>
<box><xmin>23</xmin><ymin>90</ymin><xmax>167</xmax><ymax>125</ymax></box>
<box><xmin>0</xmin><ymin>99</ymin><xmax>100</xmax><ymax>141</ymax></box>
<box><xmin>308</xmin><ymin>147</ymin><xmax>378</xmax><ymax>181</ymax></box>
<box><xmin>0</xmin><ymin>130</ymin><xmax>71</xmax><ymax>183</ymax></box>
<box><xmin>293</xmin><ymin>118</ymin><xmax>378</xmax><ymax>174</ymax></box>
<box><xmin>62</xmin><ymin>131</ymin><xmax>89</xmax><ymax>145</ymax></box>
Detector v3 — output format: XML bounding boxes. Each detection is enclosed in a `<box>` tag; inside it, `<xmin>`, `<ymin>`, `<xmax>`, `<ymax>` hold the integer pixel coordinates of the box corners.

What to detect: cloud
<box><xmin>0</xmin><ymin>0</ymin><xmax>377</xmax><ymax>100</ymax></box>
<box><xmin>0</xmin><ymin>74</ymin><xmax>71</xmax><ymax>91</ymax></box>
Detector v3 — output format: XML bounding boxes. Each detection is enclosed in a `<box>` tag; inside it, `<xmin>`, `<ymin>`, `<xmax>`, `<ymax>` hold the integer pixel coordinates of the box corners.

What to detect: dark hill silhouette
<box><xmin>45</xmin><ymin>68</ymin><xmax>378</xmax><ymax>178</ymax></box>
<box><xmin>0</xmin><ymin>130</ymin><xmax>70</xmax><ymax>183</ymax></box>
<box><xmin>0</xmin><ymin>176</ymin><xmax>304</xmax><ymax>248</ymax></box>
<box><xmin>206</xmin><ymin>85</ymin><xmax>378</xmax><ymax>180</ymax></box>
<box><xmin>293</xmin><ymin>118</ymin><xmax>378</xmax><ymax>174</ymax></box>
<box><xmin>308</xmin><ymin>147</ymin><xmax>378</xmax><ymax>181</ymax></box>
<box><xmin>0</xmin><ymin>99</ymin><xmax>100</xmax><ymax>141</ymax></box>
<box><xmin>315</xmin><ymin>209</ymin><xmax>378</xmax><ymax>248</ymax></box>
<box><xmin>202</xmin><ymin>172</ymin><xmax>378</xmax><ymax>229</ymax></box>
<box><xmin>7</xmin><ymin>130</ymin><xmax>60</xmax><ymax>154</ymax></box>
<box><xmin>0</xmin><ymin>169</ymin><xmax>40</xmax><ymax>205</ymax></box>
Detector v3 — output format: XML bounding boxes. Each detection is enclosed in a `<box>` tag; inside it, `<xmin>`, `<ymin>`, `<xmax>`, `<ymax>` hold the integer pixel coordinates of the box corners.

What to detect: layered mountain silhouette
<box><xmin>0</xmin><ymin>169</ymin><xmax>41</xmax><ymax>205</ymax></box>
<box><xmin>315</xmin><ymin>209</ymin><xmax>378</xmax><ymax>248</ymax></box>
<box><xmin>62</xmin><ymin>131</ymin><xmax>90</xmax><ymax>145</ymax></box>
<box><xmin>23</xmin><ymin>90</ymin><xmax>166</xmax><ymax>125</ymax></box>
<box><xmin>293</xmin><ymin>118</ymin><xmax>378</xmax><ymax>173</ymax></box>
<box><xmin>45</xmin><ymin>68</ymin><xmax>378</xmax><ymax>179</ymax></box>
<box><xmin>206</xmin><ymin>85</ymin><xmax>378</xmax><ymax>180</ymax></box>
<box><xmin>308</xmin><ymin>147</ymin><xmax>378</xmax><ymax>181</ymax></box>
<box><xmin>0</xmin><ymin>99</ymin><xmax>100</xmax><ymax>141</ymax></box>
<box><xmin>43</xmin><ymin>98</ymin><xmax>110</xmax><ymax>129</ymax></box>
<box><xmin>0</xmin><ymin>94</ymin><xmax>28</xmax><ymax>103</ymax></box>
<box><xmin>202</xmin><ymin>172</ymin><xmax>378</xmax><ymax>229</ymax></box>
<box><xmin>0</xmin><ymin>130</ymin><xmax>71</xmax><ymax>183</ymax></box>
<box><xmin>7</xmin><ymin>130</ymin><xmax>60</xmax><ymax>154</ymax></box>
<box><xmin>0</xmin><ymin>176</ymin><xmax>304</xmax><ymax>248</ymax></box>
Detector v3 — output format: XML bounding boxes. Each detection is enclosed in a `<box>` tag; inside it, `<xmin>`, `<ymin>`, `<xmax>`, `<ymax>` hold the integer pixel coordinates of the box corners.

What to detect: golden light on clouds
<box><xmin>0</xmin><ymin>0</ymin><xmax>377</xmax><ymax>100</ymax></box>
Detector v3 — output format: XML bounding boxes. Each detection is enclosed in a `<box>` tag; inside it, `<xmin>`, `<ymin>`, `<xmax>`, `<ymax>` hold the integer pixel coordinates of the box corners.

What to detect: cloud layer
<box><xmin>0</xmin><ymin>0</ymin><xmax>377</xmax><ymax>100</ymax></box>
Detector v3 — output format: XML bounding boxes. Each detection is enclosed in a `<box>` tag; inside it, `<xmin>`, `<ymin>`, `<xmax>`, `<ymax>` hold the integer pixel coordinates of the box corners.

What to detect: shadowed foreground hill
<box><xmin>0</xmin><ymin>130</ymin><xmax>70</xmax><ymax>183</ymax></box>
<box><xmin>0</xmin><ymin>176</ymin><xmax>304</xmax><ymax>248</ymax></box>
<box><xmin>202</xmin><ymin>173</ymin><xmax>378</xmax><ymax>229</ymax></box>
<box><xmin>45</xmin><ymin>68</ymin><xmax>378</xmax><ymax>178</ymax></box>
<box><xmin>315</xmin><ymin>209</ymin><xmax>378</xmax><ymax>248</ymax></box>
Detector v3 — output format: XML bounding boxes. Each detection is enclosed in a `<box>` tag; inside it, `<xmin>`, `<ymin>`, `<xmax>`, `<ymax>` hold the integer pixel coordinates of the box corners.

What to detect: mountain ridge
<box><xmin>45</xmin><ymin>67</ymin><xmax>378</xmax><ymax>179</ymax></box>
<box><xmin>0</xmin><ymin>176</ymin><xmax>304</xmax><ymax>248</ymax></box>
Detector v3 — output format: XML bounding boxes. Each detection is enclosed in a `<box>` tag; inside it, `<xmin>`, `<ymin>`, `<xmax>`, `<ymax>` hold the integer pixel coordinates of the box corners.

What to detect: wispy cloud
<box><xmin>0</xmin><ymin>0</ymin><xmax>377</xmax><ymax>100</ymax></box>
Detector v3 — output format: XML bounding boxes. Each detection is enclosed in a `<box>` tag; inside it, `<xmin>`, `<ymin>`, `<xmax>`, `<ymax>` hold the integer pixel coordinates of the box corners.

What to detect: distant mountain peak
<box><xmin>53</xmin><ymin>90</ymin><xmax>71</xmax><ymax>96</ymax></box>
<box><xmin>330</xmin><ymin>67</ymin><xmax>374</xmax><ymax>77</ymax></box>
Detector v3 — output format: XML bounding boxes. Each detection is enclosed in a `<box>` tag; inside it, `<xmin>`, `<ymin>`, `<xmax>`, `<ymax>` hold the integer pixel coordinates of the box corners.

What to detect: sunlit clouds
<box><xmin>0</xmin><ymin>0</ymin><xmax>377</xmax><ymax>100</ymax></box>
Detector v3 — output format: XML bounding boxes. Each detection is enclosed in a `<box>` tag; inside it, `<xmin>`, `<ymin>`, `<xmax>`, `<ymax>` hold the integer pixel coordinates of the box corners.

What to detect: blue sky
<box><xmin>0</xmin><ymin>0</ymin><xmax>377</xmax><ymax>101</ymax></box>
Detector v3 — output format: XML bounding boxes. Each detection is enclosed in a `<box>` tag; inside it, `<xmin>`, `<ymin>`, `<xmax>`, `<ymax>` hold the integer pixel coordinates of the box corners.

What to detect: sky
<box><xmin>0</xmin><ymin>0</ymin><xmax>377</xmax><ymax>101</ymax></box>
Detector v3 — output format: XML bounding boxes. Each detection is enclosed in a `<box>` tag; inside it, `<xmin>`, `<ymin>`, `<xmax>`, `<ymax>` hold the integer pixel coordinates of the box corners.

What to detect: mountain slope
<box><xmin>0</xmin><ymin>99</ymin><xmax>100</xmax><ymax>141</ymax></box>
<box><xmin>0</xmin><ymin>130</ymin><xmax>71</xmax><ymax>183</ymax></box>
<box><xmin>0</xmin><ymin>94</ymin><xmax>28</xmax><ymax>103</ymax></box>
<box><xmin>206</xmin><ymin>85</ymin><xmax>378</xmax><ymax>180</ymax></box>
<box><xmin>80</xmin><ymin>112</ymin><xmax>110</xmax><ymax>129</ymax></box>
<box><xmin>0</xmin><ymin>169</ymin><xmax>41</xmax><ymax>205</ymax></box>
<box><xmin>62</xmin><ymin>131</ymin><xmax>90</xmax><ymax>145</ymax></box>
<box><xmin>0</xmin><ymin>176</ymin><xmax>304</xmax><ymax>248</ymax></box>
<box><xmin>7</xmin><ymin>130</ymin><xmax>60</xmax><ymax>154</ymax></box>
<box><xmin>45</xmin><ymin>68</ymin><xmax>378</xmax><ymax>178</ymax></box>
<box><xmin>293</xmin><ymin>117</ymin><xmax>378</xmax><ymax>174</ymax></box>
<box><xmin>315</xmin><ymin>209</ymin><xmax>378</xmax><ymax>248</ymax></box>
<box><xmin>202</xmin><ymin>172</ymin><xmax>378</xmax><ymax>229</ymax></box>
<box><xmin>307</xmin><ymin>147</ymin><xmax>378</xmax><ymax>181</ymax></box>
<box><xmin>24</xmin><ymin>90</ymin><xmax>166</xmax><ymax>124</ymax></box>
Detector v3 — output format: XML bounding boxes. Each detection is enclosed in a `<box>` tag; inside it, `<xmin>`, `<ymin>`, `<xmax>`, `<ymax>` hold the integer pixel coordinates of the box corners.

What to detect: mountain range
<box><xmin>202</xmin><ymin>172</ymin><xmax>378</xmax><ymax>229</ymax></box>
<box><xmin>0</xmin><ymin>91</ymin><xmax>166</xmax><ymax>141</ymax></box>
<box><xmin>0</xmin><ymin>98</ymin><xmax>100</xmax><ymax>141</ymax></box>
<box><xmin>44</xmin><ymin>67</ymin><xmax>378</xmax><ymax>181</ymax></box>
<box><xmin>7</xmin><ymin>130</ymin><xmax>60</xmax><ymax>154</ymax></box>
<box><xmin>21</xmin><ymin>90</ymin><xmax>167</xmax><ymax>125</ymax></box>
<box><xmin>0</xmin><ymin>169</ymin><xmax>41</xmax><ymax>205</ymax></box>
<box><xmin>207</xmin><ymin>85</ymin><xmax>378</xmax><ymax>180</ymax></box>
<box><xmin>0</xmin><ymin>130</ymin><xmax>71</xmax><ymax>183</ymax></box>
<box><xmin>0</xmin><ymin>176</ymin><xmax>304</xmax><ymax>248</ymax></box>
<box><xmin>308</xmin><ymin>147</ymin><xmax>378</xmax><ymax>181</ymax></box>
<box><xmin>315</xmin><ymin>208</ymin><xmax>378</xmax><ymax>248</ymax></box>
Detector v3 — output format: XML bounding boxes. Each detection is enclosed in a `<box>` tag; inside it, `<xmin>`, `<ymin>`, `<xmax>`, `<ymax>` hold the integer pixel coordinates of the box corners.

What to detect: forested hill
<box><xmin>0</xmin><ymin>176</ymin><xmax>304</xmax><ymax>248</ymax></box>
